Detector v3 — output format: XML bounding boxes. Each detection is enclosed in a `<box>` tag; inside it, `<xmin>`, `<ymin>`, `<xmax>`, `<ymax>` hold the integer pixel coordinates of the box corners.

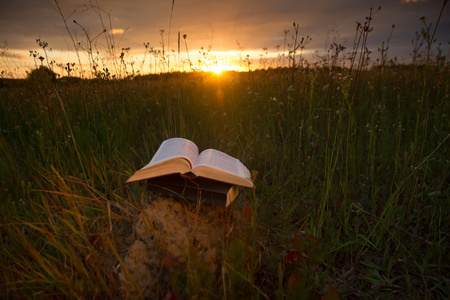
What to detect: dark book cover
<box><xmin>146</xmin><ymin>174</ymin><xmax>240</xmax><ymax>207</ymax></box>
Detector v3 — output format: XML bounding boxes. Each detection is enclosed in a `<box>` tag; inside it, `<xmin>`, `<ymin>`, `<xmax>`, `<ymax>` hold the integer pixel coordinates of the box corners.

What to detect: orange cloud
<box><xmin>110</xmin><ymin>28</ymin><xmax>124</xmax><ymax>34</ymax></box>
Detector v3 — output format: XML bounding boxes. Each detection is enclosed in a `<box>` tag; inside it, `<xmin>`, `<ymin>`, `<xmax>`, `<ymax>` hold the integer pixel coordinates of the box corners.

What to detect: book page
<box><xmin>141</xmin><ymin>138</ymin><xmax>198</xmax><ymax>170</ymax></box>
<box><xmin>193</xmin><ymin>149</ymin><xmax>251</xmax><ymax>180</ymax></box>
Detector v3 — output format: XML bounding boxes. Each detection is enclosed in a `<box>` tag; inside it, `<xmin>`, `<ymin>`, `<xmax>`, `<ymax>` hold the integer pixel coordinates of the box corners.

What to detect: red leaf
<box><xmin>242</xmin><ymin>200</ymin><xmax>253</xmax><ymax>223</ymax></box>
<box><xmin>287</xmin><ymin>271</ymin><xmax>298</xmax><ymax>292</ymax></box>
<box><xmin>321</xmin><ymin>280</ymin><xmax>339</xmax><ymax>300</ymax></box>
<box><xmin>285</xmin><ymin>249</ymin><xmax>301</xmax><ymax>264</ymax></box>
<box><xmin>161</xmin><ymin>255</ymin><xmax>179</xmax><ymax>269</ymax></box>
<box><xmin>168</xmin><ymin>292</ymin><xmax>178</xmax><ymax>300</ymax></box>
<box><xmin>287</xmin><ymin>271</ymin><xmax>307</xmax><ymax>295</ymax></box>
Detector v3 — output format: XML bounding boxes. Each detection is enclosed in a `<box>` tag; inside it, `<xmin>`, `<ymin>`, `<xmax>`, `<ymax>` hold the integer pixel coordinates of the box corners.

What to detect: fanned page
<box><xmin>193</xmin><ymin>149</ymin><xmax>253</xmax><ymax>187</ymax></box>
<box><xmin>141</xmin><ymin>138</ymin><xmax>198</xmax><ymax>170</ymax></box>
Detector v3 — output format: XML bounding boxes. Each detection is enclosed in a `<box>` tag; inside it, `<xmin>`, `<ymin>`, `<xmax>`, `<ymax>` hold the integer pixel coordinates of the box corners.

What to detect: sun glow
<box><xmin>212</xmin><ymin>63</ymin><xmax>244</xmax><ymax>74</ymax></box>
<box><xmin>201</xmin><ymin>63</ymin><xmax>244</xmax><ymax>74</ymax></box>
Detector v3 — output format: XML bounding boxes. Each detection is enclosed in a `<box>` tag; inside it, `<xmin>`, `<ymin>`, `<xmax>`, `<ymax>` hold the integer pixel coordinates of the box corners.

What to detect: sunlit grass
<box><xmin>1</xmin><ymin>60</ymin><xmax>448</xmax><ymax>298</ymax></box>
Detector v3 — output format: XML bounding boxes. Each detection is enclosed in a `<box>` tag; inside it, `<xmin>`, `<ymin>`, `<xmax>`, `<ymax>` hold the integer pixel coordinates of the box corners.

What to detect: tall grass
<box><xmin>1</xmin><ymin>8</ymin><xmax>450</xmax><ymax>299</ymax></box>
<box><xmin>1</xmin><ymin>59</ymin><xmax>448</xmax><ymax>298</ymax></box>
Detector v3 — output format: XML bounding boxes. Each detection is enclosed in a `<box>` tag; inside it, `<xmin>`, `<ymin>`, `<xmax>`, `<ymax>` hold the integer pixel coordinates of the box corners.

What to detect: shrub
<box><xmin>26</xmin><ymin>66</ymin><xmax>57</xmax><ymax>87</ymax></box>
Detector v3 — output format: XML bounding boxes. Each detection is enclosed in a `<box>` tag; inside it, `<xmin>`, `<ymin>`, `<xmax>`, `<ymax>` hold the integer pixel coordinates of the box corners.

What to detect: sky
<box><xmin>1</xmin><ymin>0</ymin><xmax>449</xmax><ymax>77</ymax></box>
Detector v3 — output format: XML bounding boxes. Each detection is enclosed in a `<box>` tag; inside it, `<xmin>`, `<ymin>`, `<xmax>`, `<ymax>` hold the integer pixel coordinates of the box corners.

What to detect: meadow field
<box><xmin>1</xmin><ymin>58</ymin><xmax>449</xmax><ymax>299</ymax></box>
<box><xmin>1</xmin><ymin>8</ymin><xmax>450</xmax><ymax>297</ymax></box>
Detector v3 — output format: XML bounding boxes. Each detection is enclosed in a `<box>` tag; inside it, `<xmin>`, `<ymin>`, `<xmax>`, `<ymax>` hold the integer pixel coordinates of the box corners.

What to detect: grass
<box><xmin>1</xmin><ymin>5</ymin><xmax>450</xmax><ymax>295</ymax></box>
<box><xmin>1</xmin><ymin>62</ymin><xmax>449</xmax><ymax>298</ymax></box>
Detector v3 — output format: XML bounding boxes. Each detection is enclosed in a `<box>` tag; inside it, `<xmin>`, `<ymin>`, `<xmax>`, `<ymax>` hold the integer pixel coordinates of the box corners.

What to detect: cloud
<box><xmin>110</xmin><ymin>28</ymin><xmax>125</xmax><ymax>35</ymax></box>
<box><xmin>0</xmin><ymin>0</ymin><xmax>448</xmax><ymax>73</ymax></box>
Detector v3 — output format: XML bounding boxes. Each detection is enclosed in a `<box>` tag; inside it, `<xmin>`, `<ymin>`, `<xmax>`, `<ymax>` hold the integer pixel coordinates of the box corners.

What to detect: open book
<box><xmin>126</xmin><ymin>138</ymin><xmax>254</xmax><ymax>188</ymax></box>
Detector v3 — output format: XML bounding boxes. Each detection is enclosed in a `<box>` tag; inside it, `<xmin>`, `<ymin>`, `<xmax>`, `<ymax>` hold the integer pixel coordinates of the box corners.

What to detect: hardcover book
<box><xmin>126</xmin><ymin>138</ymin><xmax>254</xmax><ymax>206</ymax></box>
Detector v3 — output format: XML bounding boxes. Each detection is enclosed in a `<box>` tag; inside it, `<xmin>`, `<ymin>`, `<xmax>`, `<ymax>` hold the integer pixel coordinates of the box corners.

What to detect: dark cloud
<box><xmin>0</xmin><ymin>0</ymin><xmax>448</xmax><ymax>65</ymax></box>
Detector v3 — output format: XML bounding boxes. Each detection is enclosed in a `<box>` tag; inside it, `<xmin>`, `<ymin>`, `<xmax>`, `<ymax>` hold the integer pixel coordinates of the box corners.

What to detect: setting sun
<box><xmin>196</xmin><ymin>60</ymin><xmax>244</xmax><ymax>74</ymax></box>
<box><xmin>211</xmin><ymin>63</ymin><xmax>244</xmax><ymax>74</ymax></box>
